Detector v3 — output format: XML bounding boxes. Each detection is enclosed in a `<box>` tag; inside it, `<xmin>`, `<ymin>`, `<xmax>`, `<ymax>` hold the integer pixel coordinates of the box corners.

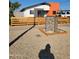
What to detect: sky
<box><xmin>10</xmin><ymin>0</ymin><xmax>70</xmax><ymax>11</ymax></box>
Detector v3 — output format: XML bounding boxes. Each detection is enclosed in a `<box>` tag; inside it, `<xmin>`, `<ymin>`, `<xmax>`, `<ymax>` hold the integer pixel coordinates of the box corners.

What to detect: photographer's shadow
<box><xmin>38</xmin><ymin>44</ymin><xmax>55</xmax><ymax>59</ymax></box>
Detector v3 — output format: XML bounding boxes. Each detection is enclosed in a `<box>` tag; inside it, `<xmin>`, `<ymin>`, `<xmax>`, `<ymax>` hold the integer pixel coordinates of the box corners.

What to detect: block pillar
<box><xmin>45</xmin><ymin>2</ymin><xmax>60</xmax><ymax>32</ymax></box>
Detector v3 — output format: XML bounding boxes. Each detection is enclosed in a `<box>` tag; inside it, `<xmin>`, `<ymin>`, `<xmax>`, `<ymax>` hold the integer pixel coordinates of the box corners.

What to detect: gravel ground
<box><xmin>9</xmin><ymin>25</ymin><xmax>33</xmax><ymax>43</ymax></box>
<box><xmin>9</xmin><ymin>24</ymin><xmax>70</xmax><ymax>59</ymax></box>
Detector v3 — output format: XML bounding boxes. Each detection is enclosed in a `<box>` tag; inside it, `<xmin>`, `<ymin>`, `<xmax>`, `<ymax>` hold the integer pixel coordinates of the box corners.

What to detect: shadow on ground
<box><xmin>39</xmin><ymin>44</ymin><xmax>55</xmax><ymax>59</ymax></box>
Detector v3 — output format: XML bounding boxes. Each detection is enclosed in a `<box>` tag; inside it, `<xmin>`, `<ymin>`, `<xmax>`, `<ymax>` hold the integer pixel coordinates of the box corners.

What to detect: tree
<box><xmin>9</xmin><ymin>1</ymin><xmax>21</xmax><ymax>25</ymax></box>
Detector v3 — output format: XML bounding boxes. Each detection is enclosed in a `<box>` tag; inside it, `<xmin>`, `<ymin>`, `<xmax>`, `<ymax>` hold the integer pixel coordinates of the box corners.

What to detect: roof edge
<box><xmin>20</xmin><ymin>2</ymin><xmax>49</xmax><ymax>12</ymax></box>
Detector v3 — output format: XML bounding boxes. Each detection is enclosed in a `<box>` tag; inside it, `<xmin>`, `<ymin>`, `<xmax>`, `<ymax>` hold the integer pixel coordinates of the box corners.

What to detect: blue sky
<box><xmin>10</xmin><ymin>0</ymin><xmax>70</xmax><ymax>11</ymax></box>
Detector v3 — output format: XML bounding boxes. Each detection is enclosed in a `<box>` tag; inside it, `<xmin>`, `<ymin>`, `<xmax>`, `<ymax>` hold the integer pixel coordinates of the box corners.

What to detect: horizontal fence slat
<box><xmin>11</xmin><ymin>17</ymin><xmax>69</xmax><ymax>26</ymax></box>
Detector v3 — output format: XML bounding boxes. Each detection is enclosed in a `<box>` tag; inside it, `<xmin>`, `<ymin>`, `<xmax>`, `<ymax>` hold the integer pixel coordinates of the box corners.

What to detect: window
<box><xmin>62</xmin><ymin>13</ymin><xmax>65</xmax><ymax>14</ymax></box>
<box><xmin>30</xmin><ymin>10</ymin><xmax>34</xmax><ymax>14</ymax></box>
<box><xmin>45</xmin><ymin>10</ymin><xmax>48</xmax><ymax>14</ymax></box>
<box><xmin>67</xmin><ymin>11</ymin><xmax>70</xmax><ymax>14</ymax></box>
<box><xmin>37</xmin><ymin>10</ymin><xmax>45</xmax><ymax>17</ymax></box>
<box><xmin>53</xmin><ymin>11</ymin><xmax>56</xmax><ymax>14</ymax></box>
<box><xmin>60</xmin><ymin>11</ymin><xmax>65</xmax><ymax>14</ymax></box>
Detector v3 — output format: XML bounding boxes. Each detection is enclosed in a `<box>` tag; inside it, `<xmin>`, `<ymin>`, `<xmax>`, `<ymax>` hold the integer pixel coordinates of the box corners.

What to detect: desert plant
<box><xmin>9</xmin><ymin>1</ymin><xmax>21</xmax><ymax>25</ymax></box>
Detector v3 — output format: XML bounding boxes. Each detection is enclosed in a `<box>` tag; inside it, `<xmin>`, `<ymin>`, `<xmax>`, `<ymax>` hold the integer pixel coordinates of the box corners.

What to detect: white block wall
<box><xmin>23</xmin><ymin>5</ymin><xmax>49</xmax><ymax>17</ymax></box>
<box><xmin>14</xmin><ymin>11</ymin><xmax>24</xmax><ymax>17</ymax></box>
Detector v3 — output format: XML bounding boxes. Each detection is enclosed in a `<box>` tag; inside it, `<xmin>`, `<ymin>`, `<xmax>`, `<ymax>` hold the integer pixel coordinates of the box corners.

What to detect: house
<box><xmin>57</xmin><ymin>10</ymin><xmax>70</xmax><ymax>17</ymax></box>
<box><xmin>11</xmin><ymin>2</ymin><xmax>69</xmax><ymax>26</ymax></box>
<box><xmin>14</xmin><ymin>2</ymin><xmax>60</xmax><ymax>17</ymax></box>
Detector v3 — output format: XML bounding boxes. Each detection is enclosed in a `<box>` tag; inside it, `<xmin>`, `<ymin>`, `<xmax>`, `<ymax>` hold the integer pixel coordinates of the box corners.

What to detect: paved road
<box><xmin>9</xmin><ymin>25</ymin><xmax>70</xmax><ymax>59</ymax></box>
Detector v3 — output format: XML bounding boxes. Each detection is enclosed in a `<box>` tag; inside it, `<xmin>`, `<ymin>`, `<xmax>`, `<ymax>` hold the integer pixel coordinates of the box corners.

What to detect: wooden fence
<box><xmin>11</xmin><ymin>17</ymin><xmax>69</xmax><ymax>26</ymax></box>
<box><xmin>11</xmin><ymin>17</ymin><xmax>45</xmax><ymax>26</ymax></box>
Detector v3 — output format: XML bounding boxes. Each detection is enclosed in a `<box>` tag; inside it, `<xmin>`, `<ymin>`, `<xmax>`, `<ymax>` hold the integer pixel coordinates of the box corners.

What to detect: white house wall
<box><xmin>23</xmin><ymin>9</ymin><xmax>34</xmax><ymax>17</ymax></box>
<box><xmin>14</xmin><ymin>11</ymin><xmax>24</xmax><ymax>17</ymax></box>
<box><xmin>23</xmin><ymin>5</ymin><xmax>49</xmax><ymax>17</ymax></box>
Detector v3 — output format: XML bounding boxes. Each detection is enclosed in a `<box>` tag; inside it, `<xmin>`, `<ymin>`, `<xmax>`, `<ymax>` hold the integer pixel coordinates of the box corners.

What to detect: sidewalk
<box><xmin>9</xmin><ymin>25</ymin><xmax>70</xmax><ymax>59</ymax></box>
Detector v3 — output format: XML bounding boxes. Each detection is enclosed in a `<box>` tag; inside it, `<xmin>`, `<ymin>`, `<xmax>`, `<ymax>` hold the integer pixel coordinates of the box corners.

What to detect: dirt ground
<box><xmin>9</xmin><ymin>24</ymin><xmax>70</xmax><ymax>59</ymax></box>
